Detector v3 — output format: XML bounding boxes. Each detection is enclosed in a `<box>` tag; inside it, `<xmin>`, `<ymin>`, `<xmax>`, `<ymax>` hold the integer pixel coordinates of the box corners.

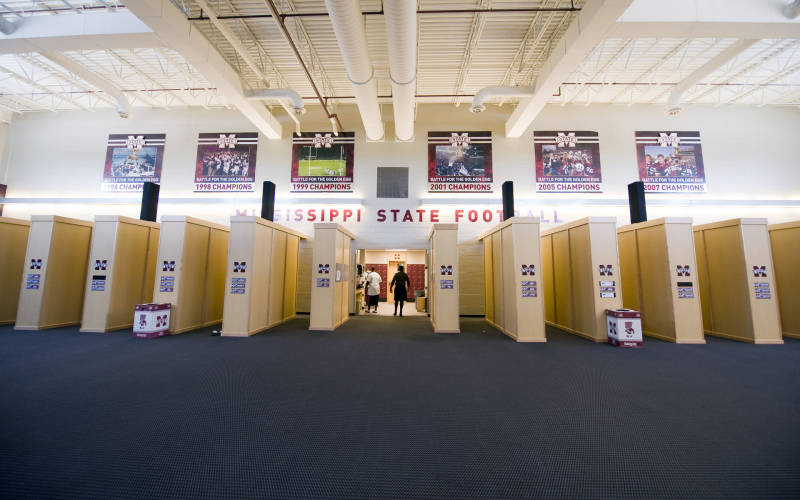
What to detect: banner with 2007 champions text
<box><xmin>291</xmin><ymin>132</ymin><xmax>354</xmax><ymax>192</ymax></box>
<box><xmin>102</xmin><ymin>134</ymin><xmax>165</xmax><ymax>192</ymax></box>
<box><xmin>427</xmin><ymin>131</ymin><xmax>492</xmax><ymax>192</ymax></box>
<box><xmin>635</xmin><ymin>131</ymin><xmax>706</xmax><ymax>193</ymax></box>
<box><xmin>194</xmin><ymin>132</ymin><xmax>258</xmax><ymax>192</ymax></box>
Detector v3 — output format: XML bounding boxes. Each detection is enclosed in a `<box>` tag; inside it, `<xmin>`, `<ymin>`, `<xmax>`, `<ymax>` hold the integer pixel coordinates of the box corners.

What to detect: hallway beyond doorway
<box><xmin>364</xmin><ymin>301</ymin><xmax>426</xmax><ymax>317</ymax></box>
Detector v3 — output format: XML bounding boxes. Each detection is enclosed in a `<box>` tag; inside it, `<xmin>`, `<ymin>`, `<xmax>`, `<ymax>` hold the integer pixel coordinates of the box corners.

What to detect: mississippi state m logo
<box><xmin>676</xmin><ymin>265</ymin><xmax>691</xmax><ymax>277</ymax></box>
<box><xmin>598</xmin><ymin>264</ymin><xmax>614</xmax><ymax>276</ymax></box>
<box><xmin>752</xmin><ymin>266</ymin><xmax>767</xmax><ymax>277</ymax></box>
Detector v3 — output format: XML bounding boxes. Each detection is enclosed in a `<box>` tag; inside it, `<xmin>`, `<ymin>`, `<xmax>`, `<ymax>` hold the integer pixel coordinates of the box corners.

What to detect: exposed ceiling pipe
<box><xmin>263</xmin><ymin>0</ymin><xmax>343</xmax><ymax>135</ymax></box>
<box><xmin>383</xmin><ymin>0</ymin><xmax>416</xmax><ymax>141</ymax></box>
<box><xmin>784</xmin><ymin>0</ymin><xmax>800</xmax><ymax>19</ymax></box>
<box><xmin>470</xmin><ymin>86</ymin><xmax>535</xmax><ymax>113</ymax></box>
<box><xmin>324</xmin><ymin>0</ymin><xmax>384</xmax><ymax>141</ymax></box>
<box><xmin>665</xmin><ymin>39</ymin><xmax>757</xmax><ymax>115</ymax></box>
<box><xmin>40</xmin><ymin>51</ymin><xmax>131</xmax><ymax>118</ymax></box>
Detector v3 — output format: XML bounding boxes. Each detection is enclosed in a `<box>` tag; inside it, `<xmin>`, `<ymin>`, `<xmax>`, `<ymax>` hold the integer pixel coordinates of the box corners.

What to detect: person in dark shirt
<box><xmin>389</xmin><ymin>265</ymin><xmax>411</xmax><ymax>316</ymax></box>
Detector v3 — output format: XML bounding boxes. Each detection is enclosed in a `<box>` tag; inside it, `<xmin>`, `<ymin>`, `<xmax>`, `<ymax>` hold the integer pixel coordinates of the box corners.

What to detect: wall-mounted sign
<box><xmin>635</xmin><ymin>131</ymin><xmax>706</xmax><ymax>193</ymax></box>
<box><xmin>103</xmin><ymin>134</ymin><xmax>165</xmax><ymax>192</ymax></box>
<box><xmin>534</xmin><ymin>131</ymin><xmax>603</xmax><ymax>193</ymax></box>
<box><xmin>291</xmin><ymin>132</ymin><xmax>354</xmax><ymax>192</ymax></box>
<box><xmin>428</xmin><ymin>131</ymin><xmax>492</xmax><ymax>192</ymax></box>
<box><xmin>195</xmin><ymin>132</ymin><xmax>258</xmax><ymax>192</ymax></box>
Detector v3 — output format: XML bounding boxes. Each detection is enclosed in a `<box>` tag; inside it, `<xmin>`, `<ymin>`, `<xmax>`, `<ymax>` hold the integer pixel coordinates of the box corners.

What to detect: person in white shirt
<box><xmin>364</xmin><ymin>267</ymin><xmax>382</xmax><ymax>313</ymax></box>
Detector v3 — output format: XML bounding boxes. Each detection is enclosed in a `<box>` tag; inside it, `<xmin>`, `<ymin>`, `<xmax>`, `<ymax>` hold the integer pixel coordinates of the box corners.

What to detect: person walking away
<box><xmin>389</xmin><ymin>265</ymin><xmax>411</xmax><ymax>316</ymax></box>
<box><xmin>365</xmin><ymin>267</ymin><xmax>382</xmax><ymax>313</ymax></box>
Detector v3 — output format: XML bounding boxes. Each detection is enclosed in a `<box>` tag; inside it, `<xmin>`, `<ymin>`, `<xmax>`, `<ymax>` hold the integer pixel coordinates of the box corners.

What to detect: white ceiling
<box><xmin>0</xmin><ymin>0</ymin><xmax>797</xmax><ymax>117</ymax></box>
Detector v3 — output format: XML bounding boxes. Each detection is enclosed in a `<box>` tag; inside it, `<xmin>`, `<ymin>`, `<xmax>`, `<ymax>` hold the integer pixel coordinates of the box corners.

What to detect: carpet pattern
<box><xmin>0</xmin><ymin>316</ymin><xmax>798</xmax><ymax>499</ymax></box>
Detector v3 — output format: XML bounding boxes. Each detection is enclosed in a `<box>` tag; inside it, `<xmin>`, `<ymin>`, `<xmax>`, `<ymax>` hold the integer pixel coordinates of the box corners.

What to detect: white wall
<box><xmin>2</xmin><ymin>103</ymin><xmax>799</xmax><ymax>249</ymax></box>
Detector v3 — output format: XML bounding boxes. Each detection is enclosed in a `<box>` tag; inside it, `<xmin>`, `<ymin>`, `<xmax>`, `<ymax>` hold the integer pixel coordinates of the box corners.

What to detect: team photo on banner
<box><xmin>290</xmin><ymin>132</ymin><xmax>355</xmax><ymax>192</ymax></box>
<box><xmin>635</xmin><ymin>131</ymin><xmax>706</xmax><ymax>193</ymax></box>
<box><xmin>102</xmin><ymin>134</ymin><xmax>165</xmax><ymax>192</ymax></box>
<box><xmin>427</xmin><ymin>131</ymin><xmax>493</xmax><ymax>192</ymax></box>
<box><xmin>194</xmin><ymin>132</ymin><xmax>258</xmax><ymax>192</ymax></box>
<box><xmin>533</xmin><ymin>131</ymin><xmax>603</xmax><ymax>193</ymax></box>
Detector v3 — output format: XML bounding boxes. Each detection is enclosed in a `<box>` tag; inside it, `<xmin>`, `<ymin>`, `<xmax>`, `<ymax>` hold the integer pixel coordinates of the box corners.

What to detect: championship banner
<box><xmin>635</xmin><ymin>131</ymin><xmax>706</xmax><ymax>193</ymax></box>
<box><xmin>534</xmin><ymin>131</ymin><xmax>602</xmax><ymax>193</ymax></box>
<box><xmin>102</xmin><ymin>134</ymin><xmax>165</xmax><ymax>192</ymax></box>
<box><xmin>291</xmin><ymin>132</ymin><xmax>354</xmax><ymax>192</ymax></box>
<box><xmin>195</xmin><ymin>132</ymin><xmax>258</xmax><ymax>192</ymax></box>
<box><xmin>428</xmin><ymin>131</ymin><xmax>492</xmax><ymax>192</ymax></box>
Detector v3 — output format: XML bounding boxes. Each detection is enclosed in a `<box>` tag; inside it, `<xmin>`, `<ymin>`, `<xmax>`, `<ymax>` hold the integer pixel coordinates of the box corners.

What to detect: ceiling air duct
<box><xmin>324</xmin><ymin>0</ymin><xmax>384</xmax><ymax>141</ymax></box>
<box><xmin>383</xmin><ymin>0</ymin><xmax>417</xmax><ymax>141</ymax></box>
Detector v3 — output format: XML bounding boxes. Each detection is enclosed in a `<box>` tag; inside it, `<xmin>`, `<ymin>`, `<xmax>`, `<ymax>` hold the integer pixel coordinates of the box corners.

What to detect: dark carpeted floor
<box><xmin>0</xmin><ymin>315</ymin><xmax>798</xmax><ymax>499</ymax></box>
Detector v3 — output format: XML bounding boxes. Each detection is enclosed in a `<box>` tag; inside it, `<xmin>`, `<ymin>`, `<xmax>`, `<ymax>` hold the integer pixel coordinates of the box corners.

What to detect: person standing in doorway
<box><xmin>365</xmin><ymin>267</ymin><xmax>382</xmax><ymax>313</ymax></box>
<box><xmin>389</xmin><ymin>265</ymin><xmax>411</xmax><ymax>316</ymax></box>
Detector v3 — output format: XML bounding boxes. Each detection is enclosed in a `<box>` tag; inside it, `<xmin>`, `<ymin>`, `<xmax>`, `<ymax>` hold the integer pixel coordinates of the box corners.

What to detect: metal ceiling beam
<box><xmin>498</xmin><ymin>0</ymin><xmax>559</xmax><ymax>87</ymax></box>
<box><xmin>187</xmin><ymin>5</ymin><xmax>582</xmax><ymax>21</ymax></box>
<box><xmin>561</xmin><ymin>38</ymin><xmax>633</xmax><ymax>106</ymax></box>
<box><xmin>22</xmin><ymin>53</ymin><xmax>119</xmax><ymax>109</ymax></box>
<box><xmin>0</xmin><ymin>9</ymin><xmax>159</xmax><ymax>54</ymax></box>
<box><xmin>192</xmin><ymin>0</ymin><xmax>271</xmax><ymax>86</ymax></box>
<box><xmin>453</xmin><ymin>0</ymin><xmax>490</xmax><ymax>106</ymax></box>
<box><xmin>686</xmin><ymin>39</ymin><xmax>795</xmax><ymax>104</ymax></box>
<box><xmin>515</xmin><ymin>9</ymin><xmax>575</xmax><ymax>87</ymax></box>
<box><xmin>0</xmin><ymin>63</ymin><xmax>89</xmax><ymax>110</ymax></box>
<box><xmin>105</xmin><ymin>49</ymin><xmax>191</xmax><ymax>107</ymax></box>
<box><xmin>505</xmin><ymin>0</ymin><xmax>634</xmax><ymax>137</ymax></box>
<box><xmin>723</xmin><ymin>61</ymin><xmax>800</xmax><ymax>104</ymax></box>
<box><xmin>124</xmin><ymin>0</ymin><xmax>283</xmax><ymax>138</ymax></box>
<box><xmin>612</xmin><ymin>0</ymin><xmax>800</xmax><ymax>38</ymax></box>
<box><xmin>607</xmin><ymin>38</ymin><xmax>688</xmax><ymax>104</ymax></box>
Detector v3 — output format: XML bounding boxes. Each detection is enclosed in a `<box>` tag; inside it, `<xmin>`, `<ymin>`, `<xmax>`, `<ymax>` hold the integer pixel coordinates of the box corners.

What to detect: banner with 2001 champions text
<box><xmin>102</xmin><ymin>134</ymin><xmax>165</xmax><ymax>192</ymax></box>
<box><xmin>635</xmin><ymin>131</ymin><xmax>706</xmax><ymax>193</ymax></box>
<box><xmin>194</xmin><ymin>132</ymin><xmax>258</xmax><ymax>192</ymax></box>
<box><xmin>427</xmin><ymin>131</ymin><xmax>492</xmax><ymax>193</ymax></box>
<box><xmin>534</xmin><ymin>131</ymin><xmax>603</xmax><ymax>193</ymax></box>
<box><xmin>291</xmin><ymin>132</ymin><xmax>354</xmax><ymax>192</ymax></box>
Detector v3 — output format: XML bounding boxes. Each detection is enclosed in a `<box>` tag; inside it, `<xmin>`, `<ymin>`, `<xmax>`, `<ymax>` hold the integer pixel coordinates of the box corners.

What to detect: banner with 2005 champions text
<box><xmin>635</xmin><ymin>131</ymin><xmax>706</xmax><ymax>193</ymax></box>
<box><xmin>291</xmin><ymin>132</ymin><xmax>354</xmax><ymax>192</ymax></box>
<box><xmin>534</xmin><ymin>131</ymin><xmax>603</xmax><ymax>193</ymax></box>
<box><xmin>102</xmin><ymin>134</ymin><xmax>165</xmax><ymax>192</ymax></box>
<box><xmin>427</xmin><ymin>131</ymin><xmax>492</xmax><ymax>192</ymax></box>
<box><xmin>194</xmin><ymin>132</ymin><xmax>258</xmax><ymax>192</ymax></box>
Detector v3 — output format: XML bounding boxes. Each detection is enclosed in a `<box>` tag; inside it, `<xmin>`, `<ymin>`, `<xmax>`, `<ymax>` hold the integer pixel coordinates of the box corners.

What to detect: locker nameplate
<box><xmin>230</xmin><ymin>277</ymin><xmax>246</xmax><ymax>294</ymax></box>
<box><xmin>440</xmin><ymin>279</ymin><xmax>454</xmax><ymax>289</ymax></box>
<box><xmin>91</xmin><ymin>275</ymin><xmax>106</xmax><ymax>292</ymax></box>
<box><xmin>521</xmin><ymin>280</ymin><xmax>537</xmax><ymax>297</ymax></box>
<box><xmin>159</xmin><ymin>275</ymin><xmax>175</xmax><ymax>292</ymax></box>
<box><xmin>754</xmin><ymin>282</ymin><xmax>771</xmax><ymax>299</ymax></box>
<box><xmin>26</xmin><ymin>273</ymin><xmax>40</xmax><ymax>290</ymax></box>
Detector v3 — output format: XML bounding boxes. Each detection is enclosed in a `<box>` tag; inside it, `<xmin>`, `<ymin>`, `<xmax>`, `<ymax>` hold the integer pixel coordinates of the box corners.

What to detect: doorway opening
<box><xmin>355</xmin><ymin>248</ymin><xmax>428</xmax><ymax>317</ymax></box>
